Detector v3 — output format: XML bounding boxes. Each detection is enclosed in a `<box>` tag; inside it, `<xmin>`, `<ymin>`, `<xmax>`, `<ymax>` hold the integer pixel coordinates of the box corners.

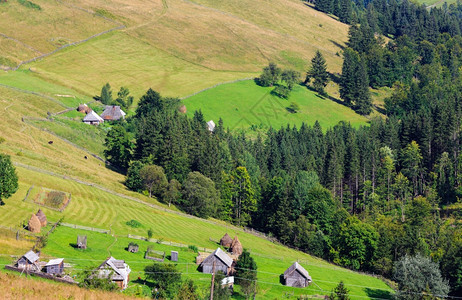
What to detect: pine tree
<box><xmin>340</xmin><ymin>48</ymin><xmax>360</xmax><ymax>106</ymax></box>
<box><xmin>306</xmin><ymin>50</ymin><xmax>329</xmax><ymax>96</ymax></box>
<box><xmin>355</xmin><ymin>58</ymin><xmax>373</xmax><ymax>115</ymax></box>
<box><xmin>338</xmin><ymin>0</ymin><xmax>352</xmax><ymax>24</ymax></box>
<box><xmin>100</xmin><ymin>82</ymin><xmax>113</xmax><ymax>105</ymax></box>
<box><xmin>0</xmin><ymin>154</ymin><xmax>18</xmax><ymax>205</ymax></box>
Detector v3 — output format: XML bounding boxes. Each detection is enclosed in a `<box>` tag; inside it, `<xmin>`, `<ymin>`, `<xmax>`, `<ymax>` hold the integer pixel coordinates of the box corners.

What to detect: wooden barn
<box><xmin>96</xmin><ymin>257</ymin><xmax>131</xmax><ymax>290</ymax></box>
<box><xmin>171</xmin><ymin>251</ymin><xmax>178</xmax><ymax>262</ymax></box>
<box><xmin>230</xmin><ymin>236</ymin><xmax>243</xmax><ymax>256</ymax></box>
<box><xmin>101</xmin><ymin>105</ymin><xmax>126</xmax><ymax>121</ymax></box>
<box><xmin>17</xmin><ymin>250</ymin><xmax>40</xmax><ymax>271</ymax></box>
<box><xmin>77</xmin><ymin>235</ymin><xmax>87</xmax><ymax>249</ymax></box>
<box><xmin>200</xmin><ymin>248</ymin><xmax>233</xmax><ymax>275</ymax></box>
<box><xmin>220</xmin><ymin>233</ymin><xmax>233</xmax><ymax>248</ymax></box>
<box><xmin>283</xmin><ymin>262</ymin><xmax>312</xmax><ymax>288</ymax></box>
<box><xmin>83</xmin><ymin>111</ymin><xmax>104</xmax><ymax>125</ymax></box>
<box><xmin>36</xmin><ymin>209</ymin><xmax>47</xmax><ymax>227</ymax></box>
<box><xmin>45</xmin><ymin>258</ymin><xmax>64</xmax><ymax>275</ymax></box>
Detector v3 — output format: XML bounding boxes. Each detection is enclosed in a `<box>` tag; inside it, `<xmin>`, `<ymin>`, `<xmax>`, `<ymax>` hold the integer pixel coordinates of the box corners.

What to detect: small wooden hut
<box><xmin>36</xmin><ymin>209</ymin><xmax>47</xmax><ymax>227</ymax></box>
<box><xmin>45</xmin><ymin>258</ymin><xmax>64</xmax><ymax>275</ymax></box>
<box><xmin>77</xmin><ymin>235</ymin><xmax>87</xmax><ymax>249</ymax></box>
<box><xmin>220</xmin><ymin>233</ymin><xmax>233</xmax><ymax>248</ymax></box>
<box><xmin>171</xmin><ymin>251</ymin><xmax>178</xmax><ymax>262</ymax></box>
<box><xmin>17</xmin><ymin>250</ymin><xmax>40</xmax><ymax>271</ymax></box>
<box><xmin>128</xmin><ymin>243</ymin><xmax>139</xmax><ymax>253</ymax></box>
<box><xmin>28</xmin><ymin>214</ymin><xmax>41</xmax><ymax>233</ymax></box>
<box><xmin>283</xmin><ymin>262</ymin><xmax>312</xmax><ymax>288</ymax></box>
<box><xmin>230</xmin><ymin>236</ymin><xmax>243</xmax><ymax>256</ymax></box>
<box><xmin>200</xmin><ymin>248</ymin><xmax>233</xmax><ymax>275</ymax></box>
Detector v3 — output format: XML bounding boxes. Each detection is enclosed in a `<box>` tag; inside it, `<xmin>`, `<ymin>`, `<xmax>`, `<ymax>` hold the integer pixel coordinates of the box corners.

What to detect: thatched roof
<box><xmin>28</xmin><ymin>214</ymin><xmax>41</xmax><ymax>233</ymax></box>
<box><xmin>220</xmin><ymin>233</ymin><xmax>233</xmax><ymax>247</ymax></box>
<box><xmin>230</xmin><ymin>236</ymin><xmax>243</xmax><ymax>256</ymax></box>
<box><xmin>36</xmin><ymin>209</ymin><xmax>47</xmax><ymax>227</ymax></box>
<box><xmin>101</xmin><ymin>105</ymin><xmax>126</xmax><ymax>121</ymax></box>
<box><xmin>83</xmin><ymin>111</ymin><xmax>104</xmax><ymax>123</ymax></box>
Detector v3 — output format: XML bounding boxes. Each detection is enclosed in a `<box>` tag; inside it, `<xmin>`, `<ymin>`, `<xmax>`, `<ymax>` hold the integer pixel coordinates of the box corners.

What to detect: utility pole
<box><xmin>210</xmin><ymin>261</ymin><xmax>216</xmax><ymax>300</ymax></box>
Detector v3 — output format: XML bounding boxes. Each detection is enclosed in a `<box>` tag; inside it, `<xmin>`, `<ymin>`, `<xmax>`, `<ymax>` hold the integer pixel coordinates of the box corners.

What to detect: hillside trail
<box><xmin>124</xmin><ymin>0</ymin><xmax>169</xmax><ymax>32</ymax></box>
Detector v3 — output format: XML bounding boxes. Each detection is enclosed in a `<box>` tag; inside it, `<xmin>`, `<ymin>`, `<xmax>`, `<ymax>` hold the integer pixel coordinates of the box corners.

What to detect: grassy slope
<box><xmin>0</xmin><ymin>0</ymin><xmax>116</xmax><ymax>66</ymax></box>
<box><xmin>183</xmin><ymin>80</ymin><xmax>369</xmax><ymax>131</ymax></box>
<box><xmin>0</xmin><ymin>166</ymin><xmax>392</xmax><ymax>299</ymax></box>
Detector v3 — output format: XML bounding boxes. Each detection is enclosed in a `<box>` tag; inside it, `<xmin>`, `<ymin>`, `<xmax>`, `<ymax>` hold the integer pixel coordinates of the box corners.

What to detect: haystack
<box><xmin>28</xmin><ymin>214</ymin><xmax>41</xmax><ymax>233</ymax></box>
<box><xmin>178</xmin><ymin>105</ymin><xmax>187</xmax><ymax>114</ymax></box>
<box><xmin>36</xmin><ymin>209</ymin><xmax>47</xmax><ymax>227</ymax></box>
<box><xmin>230</xmin><ymin>236</ymin><xmax>243</xmax><ymax>256</ymax></box>
<box><xmin>220</xmin><ymin>233</ymin><xmax>233</xmax><ymax>247</ymax></box>
<box><xmin>77</xmin><ymin>104</ymin><xmax>92</xmax><ymax>114</ymax></box>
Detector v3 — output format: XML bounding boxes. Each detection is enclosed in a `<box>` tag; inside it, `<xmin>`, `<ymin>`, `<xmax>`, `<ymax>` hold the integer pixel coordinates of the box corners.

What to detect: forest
<box><xmin>100</xmin><ymin>0</ymin><xmax>462</xmax><ymax>297</ymax></box>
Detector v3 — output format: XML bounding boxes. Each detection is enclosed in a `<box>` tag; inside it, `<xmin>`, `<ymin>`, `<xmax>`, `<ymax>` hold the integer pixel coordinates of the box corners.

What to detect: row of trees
<box><xmin>94</xmin><ymin>83</ymin><xmax>134</xmax><ymax>111</ymax></box>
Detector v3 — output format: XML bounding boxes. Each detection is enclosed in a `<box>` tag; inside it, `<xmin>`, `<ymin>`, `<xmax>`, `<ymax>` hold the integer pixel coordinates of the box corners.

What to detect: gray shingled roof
<box><xmin>100</xmin><ymin>106</ymin><xmax>126</xmax><ymax>121</ymax></box>
<box><xmin>83</xmin><ymin>111</ymin><xmax>103</xmax><ymax>122</ymax></box>
<box><xmin>23</xmin><ymin>250</ymin><xmax>39</xmax><ymax>263</ymax></box>
<box><xmin>202</xmin><ymin>248</ymin><xmax>233</xmax><ymax>267</ymax></box>
<box><xmin>284</xmin><ymin>262</ymin><xmax>311</xmax><ymax>281</ymax></box>
<box><xmin>98</xmin><ymin>257</ymin><xmax>130</xmax><ymax>281</ymax></box>
<box><xmin>46</xmin><ymin>258</ymin><xmax>64</xmax><ymax>266</ymax></box>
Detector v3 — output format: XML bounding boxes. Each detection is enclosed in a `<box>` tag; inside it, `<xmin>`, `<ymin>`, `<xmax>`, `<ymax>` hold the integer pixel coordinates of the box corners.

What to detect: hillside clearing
<box><xmin>183</xmin><ymin>80</ymin><xmax>369</xmax><ymax>131</ymax></box>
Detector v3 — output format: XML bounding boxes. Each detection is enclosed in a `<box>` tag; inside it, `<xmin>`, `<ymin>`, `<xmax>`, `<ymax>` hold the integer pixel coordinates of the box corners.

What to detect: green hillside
<box><xmin>183</xmin><ymin>80</ymin><xmax>369</xmax><ymax>131</ymax></box>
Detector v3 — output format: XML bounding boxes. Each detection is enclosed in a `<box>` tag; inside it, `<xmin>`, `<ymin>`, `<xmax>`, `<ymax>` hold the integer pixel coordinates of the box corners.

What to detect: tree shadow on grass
<box><xmin>365</xmin><ymin>288</ymin><xmax>393</xmax><ymax>299</ymax></box>
<box><xmin>132</xmin><ymin>278</ymin><xmax>155</xmax><ymax>289</ymax></box>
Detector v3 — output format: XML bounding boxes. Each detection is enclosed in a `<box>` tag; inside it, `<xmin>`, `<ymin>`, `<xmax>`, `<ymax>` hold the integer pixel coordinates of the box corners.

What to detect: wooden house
<box><xmin>36</xmin><ymin>209</ymin><xmax>47</xmax><ymax>227</ymax></box>
<box><xmin>230</xmin><ymin>236</ymin><xmax>243</xmax><ymax>256</ymax></box>
<box><xmin>283</xmin><ymin>262</ymin><xmax>312</xmax><ymax>288</ymax></box>
<box><xmin>207</xmin><ymin>120</ymin><xmax>216</xmax><ymax>132</ymax></box>
<box><xmin>17</xmin><ymin>250</ymin><xmax>40</xmax><ymax>271</ymax></box>
<box><xmin>77</xmin><ymin>235</ymin><xmax>87</xmax><ymax>249</ymax></box>
<box><xmin>200</xmin><ymin>248</ymin><xmax>233</xmax><ymax>275</ymax></box>
<box><xmin>220</xmin><ymin>233</ymin><xmax>233</xmax><ymax>248</ymax></box>
<box><xmin>128</xmin><ymin>243</ymin><xmax>139</xmax><ymax>253</ymax></box>
<box><xmin>100</xmin><ymin>105</ymin><xmax>126</xmax><ymax>121</ymax></box>
<box><xmin>96</xmin><ymin>257</ymin><xmax>131</xmax><ymax>290</ymax></box>
<box><xmin>83</xmin><ymin>111</ymin><xmax>104</xmax><ymax>125</ymax></box>
<box><xmin>45</xmin><ymin>258</ymin><xmax>64</xmax><ymax>275</ymax></box>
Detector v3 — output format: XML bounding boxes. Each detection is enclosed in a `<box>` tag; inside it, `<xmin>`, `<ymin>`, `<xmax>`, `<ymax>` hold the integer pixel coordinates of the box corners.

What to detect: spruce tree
<box><xmin>100</xmin><ymin>82</ymin><xmax>113</xmax><ymax>105</ymax></box>
<box><xmin>340</xmin><ymin>48</ymin><xmax>360</xmax><ymax>106</ymax></box>
<box><xmin>355</xmin><ymin>58</ymin><xmax>373</xmax><ymax>115</ymax></box>
<box><xmin>0</xmin><ymin>154</ymin><xmax>18</xmax><ymax>205</ymax></box>
<box><xmin>306</xmin><ymin>50</ymin><xmax>329</xmax><ymax>96</ymax></box>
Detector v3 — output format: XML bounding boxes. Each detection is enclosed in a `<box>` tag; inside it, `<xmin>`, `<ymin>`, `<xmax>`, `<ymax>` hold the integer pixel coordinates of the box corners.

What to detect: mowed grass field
<box><xmin>183</xmin><ymin>80</ymin><xmax>369</xmax><ymax>131</ymax></box>
<box><xmin>0</xmin><ymin>164</ymin><xmax>392</xmax><ymax>299</ymax></box>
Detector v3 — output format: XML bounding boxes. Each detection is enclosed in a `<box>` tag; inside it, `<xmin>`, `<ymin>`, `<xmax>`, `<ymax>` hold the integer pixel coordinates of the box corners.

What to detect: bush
<box><xmin>188</xmin><ymin>245</ymin><xmax>198</xmax><ymax>252</ymax></box>
<box><xmin>147</xmin><ymin>228</ymin><xmax>153</xmax><ymax>239</ymax></box>
<box><xmin>287</xmin><ymin>102</ymin><xmax>300</xmax><ymax>113</ymax></box>
<box><xmin>79</xmin><ymin>270</ymin><xmax>119</xmax><ymax>291</ymax></box>
<box><xmin>17</xmin><ymin>0</ymin><xmax>41</xmax><ymax>10</ymax></box>
<box><xmin>126</xmin><ymin>219</ymin><xmax>142</xmax><ymax>228</ymax></box>
<box><xmin>272</xmin><ymin>86</ymin><xmax>290</xmax><ymax>99</ymax></box>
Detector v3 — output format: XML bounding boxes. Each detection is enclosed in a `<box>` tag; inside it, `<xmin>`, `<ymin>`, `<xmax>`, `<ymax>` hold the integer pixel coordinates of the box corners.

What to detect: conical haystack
<box><xmin>36</xmin><ymin>209</ymin><xmax>47</xmax><ymax>227</ymax></box>
<box><xmin>178</xmin><ymin>105</ymin><xmax>187</xmax><ymax>114</ymax></box>
<box><xmin>230</xmin><ymin>236</ymin><xmax>243</xmax><ymax>256</ymax></box>
<box><xmin>220</xmin><ymin>233</ymin><xmax>233</xmax><ymax>247</ymax></box>
<box><xmin>28</xmin><ymin>214</ymin><xmax>41</xmax><ymax>233</ymax></box>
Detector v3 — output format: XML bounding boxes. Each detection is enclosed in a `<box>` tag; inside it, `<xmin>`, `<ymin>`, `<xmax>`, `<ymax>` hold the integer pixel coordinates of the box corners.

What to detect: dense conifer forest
<box><xmin>101</xmin><ymin>0</ymin><xmax>462</xmax><ymax>297</ymax></box>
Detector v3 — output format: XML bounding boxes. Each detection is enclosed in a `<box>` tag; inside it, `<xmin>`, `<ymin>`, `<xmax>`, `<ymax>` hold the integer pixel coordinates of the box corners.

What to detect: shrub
<box><xmin>287</xmin><ymin>102</ymin><xmax>300</xmax><ymax>113</ymax></box>
<box><xmin>17</xmin><ymin>0</ymin><xmax>41</xmax><ymax>10</ymax></box>
<box><xmin>272</xmin><ymin>86</ymin><xmax>290</xmax><ymax>99</ymax></box>
<box><xmin>0</xmin><ymin>137</ymin><xmax>5</xmax><ymax>144</ymax></box>
<box><xmin>147</xmin><ymin>228</ymin><xmax>153</xmax><ymax>239</ymax></box>
<box><xmin>126</xmin><ymin>219</ymin><xmax>142</xmax><ymax>228</ymax></box>
<box><xmin>188</xmin><ymin>245</ymin><xmax>198</xmax><ymax>252</ymax></box>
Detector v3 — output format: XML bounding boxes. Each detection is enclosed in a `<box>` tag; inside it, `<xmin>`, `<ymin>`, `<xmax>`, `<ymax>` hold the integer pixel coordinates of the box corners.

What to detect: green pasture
<box><xmin>1</xmin><ymin>166</ymin><xmax>392</xmax><ymax>299</ymax></box>
<box><xmin>183</xmin><ymin>80</ymin><xmax>369</xmax><ymax>132</ymax></box>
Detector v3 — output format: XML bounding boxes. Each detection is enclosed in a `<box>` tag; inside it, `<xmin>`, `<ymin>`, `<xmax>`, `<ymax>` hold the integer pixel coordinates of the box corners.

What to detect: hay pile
<box><xmin>35</xmin><ymin>209</ymin><xmax>47</xmax><ymax>227</ymax></box>
<box><xmin>220</xmin><ymin>233</ymin><xmax>233</xmax><ymax>248</ymax></box>
<box><xmin>28</xmin><ymin>214</ymin><xmax>41</xmax><ymax>233</ymax></box>
<box><xmin>230</xmin><ymin>236</ymin><xmax>243</xmax><ymax>256</ymax></box>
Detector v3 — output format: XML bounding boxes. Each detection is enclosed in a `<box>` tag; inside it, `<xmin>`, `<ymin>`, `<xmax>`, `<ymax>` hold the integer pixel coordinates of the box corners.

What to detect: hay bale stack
<box><xmin>178</xmin><ymin>105</ymin><xmax>187</xmax><ymax>114</ymax></box>
<box><xmin>220</xmin><ymin>233</ymin><xmax>233</xmax><ymax>247</ymax></box>
<box><xmin>28</xmin><ymin>214</ymin><xmax>41</xmax><ymax>233</ymax></box>
<box><xmin>230</xmin><ymin>236</ymin><xmax>243</xmax><ymax>256</ymax></box>
<box><xmin>36</xmin><ymin>209</ymin><xmax>47</xmax><ymax>227</ymax></box>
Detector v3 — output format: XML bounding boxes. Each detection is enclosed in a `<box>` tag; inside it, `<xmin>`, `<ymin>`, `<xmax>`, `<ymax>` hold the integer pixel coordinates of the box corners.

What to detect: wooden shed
<box><xmin>36</xmin><ymin>209</ymin><xmax>47</xmax><ymax>227</ymax></box>
<box><xmin>171</xmin><ymin>251</ymin><xmax>178</xmax><ymax>262</ymax></box>
<box><xmin>220</xmin><ymin>233</ymin><xmax>233</xmax><ymax>248</ymax></box>
<box><xmin>230</xmin><ymin>236</ymin><xmax>243</xmax><ymax>256</ymax></box>
<box><xmin>200</xmin><ymin>248</ymin><xmax>233</xmax><ymax>275</ymax></box>
<box><xmin>77</xmin><ymin>235</ymin><xmax>87</xmax><ymax>249</ymax></box>
<box><xmin>101</xmin><ymin>105</ymin><xmax>126</xmax><ymax>121</ymax></box>
<box><xmin>128</xmin><ymin>243</ymin><xmax>139</xmax><ymax>253</ymax></box>
<box><xmin>96</xmin><ymin>257</ymin><xmax>131</xmax><ymax>290</ymax></box>
<box><xmin>17</xmin><ymin>250</ymin><xmax>40</xmax><ymax>271</ymax></box>
<box><xmin>45</xmin><ymin>258</ymin><xmax>64</xmax><ymax>275</ymax></box>
<box><xmin>283</xmin><ymin>262</ymin><xmax>312</xmax><ymax>288</ymax></box>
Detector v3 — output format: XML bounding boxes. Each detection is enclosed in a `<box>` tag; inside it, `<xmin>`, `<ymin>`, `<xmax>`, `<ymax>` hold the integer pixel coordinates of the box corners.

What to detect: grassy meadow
<box><xmin>183</xmin><ymin>80</ymin><xmax>369</xmax><ymax>131</ymax></box>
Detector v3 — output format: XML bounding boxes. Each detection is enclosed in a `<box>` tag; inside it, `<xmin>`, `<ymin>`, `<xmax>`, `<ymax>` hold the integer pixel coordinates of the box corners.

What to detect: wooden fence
<box><xmin>60</xmin><ymin>222</ymin><xmax>110</xmax><ymax>234</ymax></box>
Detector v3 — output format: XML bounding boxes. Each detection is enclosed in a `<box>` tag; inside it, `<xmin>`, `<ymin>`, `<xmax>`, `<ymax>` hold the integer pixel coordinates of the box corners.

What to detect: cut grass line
<box><xmin>0</xmin><ymin>83</ymin><xmax>69</xmax><ymax>109</ymax></box>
